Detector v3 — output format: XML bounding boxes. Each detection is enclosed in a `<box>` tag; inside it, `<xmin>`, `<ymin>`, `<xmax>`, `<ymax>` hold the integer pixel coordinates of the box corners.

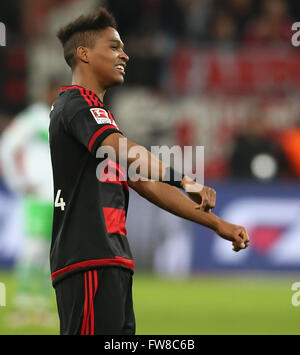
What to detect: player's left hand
<box><xmin>181</xmin><ymin>176</ymin><xmax>216</xmax><ymax>212</ymax></box>
<box><xmin>216</xmin><ymin>221</ymin><xmax>250</xmax><ymax>252</ymax></box>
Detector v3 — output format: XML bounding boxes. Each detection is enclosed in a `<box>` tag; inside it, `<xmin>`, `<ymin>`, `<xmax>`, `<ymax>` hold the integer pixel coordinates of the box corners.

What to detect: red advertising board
<box><xmin>166</xmin><ymin>47</ymin><xmax>300</xmax><ymax>94</ymax></box>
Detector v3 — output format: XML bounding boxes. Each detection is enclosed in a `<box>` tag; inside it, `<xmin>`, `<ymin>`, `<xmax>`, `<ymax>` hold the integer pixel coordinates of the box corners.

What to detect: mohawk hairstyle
<box><xmin>57</xmin><ymin>8</ymin><xmax>117</xmax><ymax>69</ymax></box>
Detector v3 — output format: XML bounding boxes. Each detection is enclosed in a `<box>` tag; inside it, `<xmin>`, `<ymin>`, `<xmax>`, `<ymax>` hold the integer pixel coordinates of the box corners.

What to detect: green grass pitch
<box><xmin>0</xmin><ymin>271</ymin><xmax>299</xmax><ymax>335</ymax></box>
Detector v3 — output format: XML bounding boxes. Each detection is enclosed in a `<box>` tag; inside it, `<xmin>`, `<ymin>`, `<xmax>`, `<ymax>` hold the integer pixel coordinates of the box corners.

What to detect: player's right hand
<box><xmin>215</xmin><ymin>221</ymin><xmax>250</xmax><ymax>252</ymax></box>
<box><xmin>181</xmin><ymin>176</ymin><xmax>216</xmax><ymax>212</ymax></box>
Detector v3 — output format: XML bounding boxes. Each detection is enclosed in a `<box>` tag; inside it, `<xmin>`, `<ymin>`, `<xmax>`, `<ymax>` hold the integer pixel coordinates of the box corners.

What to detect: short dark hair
<box><xmin>57</xmin><ymin>8</ymin><xmax>117</xmax><ymax>69</ymax></box>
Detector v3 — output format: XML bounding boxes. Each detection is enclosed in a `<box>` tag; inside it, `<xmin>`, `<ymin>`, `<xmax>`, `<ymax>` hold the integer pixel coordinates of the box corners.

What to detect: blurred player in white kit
<box><xmin>0</xmin><ymin>81</ymin><xmax>60</xmax><ymax>324</ymax></box>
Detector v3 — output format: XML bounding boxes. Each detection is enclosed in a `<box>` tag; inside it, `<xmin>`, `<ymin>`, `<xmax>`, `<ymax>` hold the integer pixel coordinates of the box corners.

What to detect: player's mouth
<box><xmin>115</xmin><ymin>63</ymin><xmax>126</xmax><ymax>75</ymax></box>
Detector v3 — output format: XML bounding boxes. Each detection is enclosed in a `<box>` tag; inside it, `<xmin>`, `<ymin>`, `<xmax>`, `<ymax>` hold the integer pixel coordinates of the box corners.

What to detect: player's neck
<box><xmin>72</xmin><ymin>70</ymin><xmax>106</xmax><ymax>102</ymax></box>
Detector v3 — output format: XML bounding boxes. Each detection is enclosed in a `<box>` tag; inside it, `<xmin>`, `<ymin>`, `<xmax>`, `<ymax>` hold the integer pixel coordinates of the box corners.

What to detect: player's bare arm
<box><xmin>101</xmin><ymin>132</ymin><xmax>216</xmax><ymax>211</ymax></box>
<box><xmin>128</xmin><ymin>179</ymin><xmax>249</xmax><ymax>252</ymax></box>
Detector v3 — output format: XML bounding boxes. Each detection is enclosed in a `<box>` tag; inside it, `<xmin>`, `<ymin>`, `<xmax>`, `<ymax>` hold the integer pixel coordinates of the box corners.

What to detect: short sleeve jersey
<box><xmin>49</xmin><ymin>85</ymin><xmax>134</xmax><ymax>286</ymax></box>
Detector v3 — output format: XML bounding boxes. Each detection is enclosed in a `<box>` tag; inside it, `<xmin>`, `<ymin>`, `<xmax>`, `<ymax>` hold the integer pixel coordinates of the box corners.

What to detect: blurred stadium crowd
<box><xmin>1</xmin><ymin>0</ymin><xmax>300</xmax><ymax>182</ymax></box>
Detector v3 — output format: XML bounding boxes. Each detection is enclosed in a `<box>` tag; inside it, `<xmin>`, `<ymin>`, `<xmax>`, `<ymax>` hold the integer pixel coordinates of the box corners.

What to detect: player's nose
<box><xmin>120</xmin><ymin>50</ymin><xmax>129</xmax><ymax>62</ymax></box>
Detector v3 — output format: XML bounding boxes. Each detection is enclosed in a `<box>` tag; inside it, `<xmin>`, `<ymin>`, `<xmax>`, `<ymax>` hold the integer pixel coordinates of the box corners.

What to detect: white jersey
<box><xmin>0</xmin><ymin>103</ymin><xmax>53</xmax><ymax>201</ymax></box>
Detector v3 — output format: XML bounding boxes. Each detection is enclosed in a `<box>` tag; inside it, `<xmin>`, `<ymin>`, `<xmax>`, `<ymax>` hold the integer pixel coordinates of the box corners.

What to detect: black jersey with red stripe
<box><xmin>49</xmin><ymin>85</ymin><xmax>134</xmax><ymax>286</ymax></box>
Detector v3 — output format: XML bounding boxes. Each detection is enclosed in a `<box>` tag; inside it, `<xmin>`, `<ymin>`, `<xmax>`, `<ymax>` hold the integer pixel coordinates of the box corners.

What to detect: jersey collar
<box><xmin>60</xmin><ymin>85</ymin><xmax>103</xmax><ymax>104</ymax></box>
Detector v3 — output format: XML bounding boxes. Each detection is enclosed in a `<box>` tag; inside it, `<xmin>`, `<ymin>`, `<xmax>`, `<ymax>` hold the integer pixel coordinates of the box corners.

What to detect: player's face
<box><xmin>89</xmin><ymin>27</ymin><xmax>129</xmax><ymax>88</ymax></box>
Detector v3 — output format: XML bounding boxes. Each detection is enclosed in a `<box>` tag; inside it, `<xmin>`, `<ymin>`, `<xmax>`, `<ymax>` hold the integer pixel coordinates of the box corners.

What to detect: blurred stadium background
<box><xmin>1</xmin><ymin>0</ymin><xmax>300</xmax><ymax>335</ymax></box>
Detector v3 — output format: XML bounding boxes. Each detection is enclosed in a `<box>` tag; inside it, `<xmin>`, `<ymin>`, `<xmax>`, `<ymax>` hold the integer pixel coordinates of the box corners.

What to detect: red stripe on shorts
<box><xmin>81</xmin><ymin>270</ymin><xmax>99</xmax><ymax>335</ymax></box>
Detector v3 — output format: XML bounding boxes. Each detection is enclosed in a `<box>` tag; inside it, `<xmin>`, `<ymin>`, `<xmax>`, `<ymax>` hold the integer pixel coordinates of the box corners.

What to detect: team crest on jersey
<box><xmin>90</xmin><ymin>108</ymin><xmax>111</xmax><ymax>125</ymax></box>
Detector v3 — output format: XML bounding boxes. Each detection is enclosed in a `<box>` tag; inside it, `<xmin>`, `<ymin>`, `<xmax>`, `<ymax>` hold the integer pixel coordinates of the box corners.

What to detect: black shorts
<box><xmin>54</xmin><ymin>266</ymin><xmax>135</xmax><ymax>335</ymax></box>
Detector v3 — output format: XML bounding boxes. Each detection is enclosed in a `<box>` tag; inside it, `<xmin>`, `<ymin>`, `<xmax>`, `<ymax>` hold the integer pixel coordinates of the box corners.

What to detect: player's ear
<box><xmin>76</xmin><ymin>46</ymin><xmax>89</xmax><ymax>64</ymax></box>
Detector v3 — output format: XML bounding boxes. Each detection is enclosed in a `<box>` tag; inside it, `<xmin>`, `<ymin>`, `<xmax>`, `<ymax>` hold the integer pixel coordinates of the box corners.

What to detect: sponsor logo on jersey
<box><xmin>90</xmin><ymin>108</ymin><xmax>111</xmax><ymax>125</ymax></box>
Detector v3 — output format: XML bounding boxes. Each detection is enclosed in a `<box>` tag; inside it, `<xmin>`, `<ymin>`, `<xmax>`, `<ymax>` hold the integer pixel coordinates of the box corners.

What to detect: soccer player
<box><xmin>50</xmin><ymin>8</ymin><xmax>249</xmax><ymax>335</ymax></box>
<box><xmin>0</xmin><ymin>81</ymin><xmax>60</xmax><ymax>323</ymax></box>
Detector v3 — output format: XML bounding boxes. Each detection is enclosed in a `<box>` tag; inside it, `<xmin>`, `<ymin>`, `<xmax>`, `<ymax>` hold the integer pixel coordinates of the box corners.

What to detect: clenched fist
<box><xmin>216</xmin><ymin>221</ymin><xmax>250</xmax><ymax>252</ymax></box>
